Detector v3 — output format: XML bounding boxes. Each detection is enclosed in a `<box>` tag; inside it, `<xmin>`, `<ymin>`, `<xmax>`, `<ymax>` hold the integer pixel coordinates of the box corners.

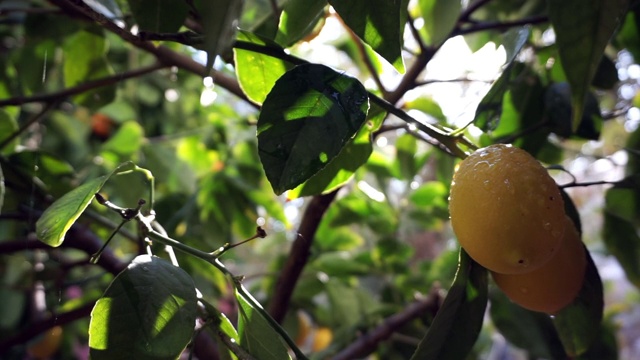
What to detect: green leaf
<box><xmin>592</xmin><ymin>55</ymin><xmax>619</xmax><ymax>89</ymax></box>
<box><xmin>63</xmin><ymin>29</ymin><xmax>115</xmax><ymax>108</ymax></box>
<box><xmin>404</xmin><ymin>96</ymin><xmax>446</xmax><ymax>123</ymax></box>
<box><xmin>312</xmin><ymin>251</ymin><xmax>370</xmax><ymax>276</ymax></box>
<box><xmin>197</xmin><ymin>0</ymin><xmax>243</xmax><ymax>75</ymax></box>
<box><xmin>395</xmin><ymin>133</ymin><xmax>418</xmax><ymax>180</ymax></box>
<box><xmin>257</xmin><ymin>64</ymin><xmax>369</xmax><ymax>195</ymax></box>
<box><xmin>101</xmin><ymin>121</ymin><xmax>145</xmax><ymax>157</ymax></box>
<box><xmin>490</xmin><ymin>290</ymin><xmax>566</xmax><ymax>359</ymax></box>
<box><xmin>419</xmin><ymin>0</ymin><xmax>461</xmax><ymax>46</ymax></box>
<box><xmin>35</xmin><ymin>162</ymin><xmax>134</xmax><ymax>247</ymax></box>
<box><xmin>63</xmin><ymin>29</ymin><xmax>107</xmax><ymax>87</ymax></box>
<box><xmin>576</xmin><ymin>319</ymin><xmax>619</xmax><ymax>360</ymax></box>
<box><xmin>544</xmin><ymin>82</ymin><xmax>602</xmax><ymax>140</ymax></box>
<box><xmin>411</xmin><ymin>249</ymin><xmax>488</xmax><ymax>360</ymax></box>
<box><xmin>127</xmin><ymin>0</ymin><xmax>188</xmax><ymax>33</ymax></box>
<box><xmin>234</xmin><ymin>31</ymin><xmax>293</xmax><ymax>105</ymax></box>
<box><xmin>325</xmin><ymin>278</ymin><xmax>379</xmax><ymax>329</ymax></box>
<box><xmin>561</xmin><ymin>188</ymin><xmax>582</xmax><ymax>234</ymax></box>
<box><xmin>236</xmin><ymin>289</ymin><xmax>291</xmax><ymax>360</ymax></box>
<box><xmin>275</xmin><ymin>0</ymin><xmax>327</xmax><ymax>47</ymax></box>
<box><xmin>0</xmin><ymin>109</ymin><xmax>18</xmax><ymax>154</ymax></box>
<box><xmin>547</xmin><ymin>0</ymin><xmax>628</xmax><ymax>131</ymax></box>
<box><xmin>89</xmin><ymin>255</ymin><xmax>197</xmax><ymax>360</ymax></box>
<box><xmin>603</xmin><ymin>187</ymin><xmax>640</xmax><ymax>287</ymax></box>
<box><xmin>552</xmin><ymin>249</ymin><xmax>604</xmax><ymax>356</ymax></box>
<box><xmin>288</xmin><ymin>121</ymin><xmax>372</xmax><ymax>198</ymax></box>
<box><xmin>409</xmin><ymin>181</ymin><xmax>448</xmax><ymax>208</ymax></box>
<box><xmin>329</xmin><ymin>0</ymin><xmax>408</xmax><ymax>72</ymax></box>
<box><xmin>473</xmin><ymin>27</ymin><xmax>530</xmax><ymax>131</ymax></box>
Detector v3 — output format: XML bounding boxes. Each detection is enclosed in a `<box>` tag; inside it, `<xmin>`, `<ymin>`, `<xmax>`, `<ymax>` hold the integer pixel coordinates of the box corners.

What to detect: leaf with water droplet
<box><xmin>258</xmin><ymin>64</ymin><xmax>369</xmax><ymax>195</ymax></box>
<box><xmin>89</xmin><ymin>255</ymin><xmax>197</xmax><ymax>360</ymax></box>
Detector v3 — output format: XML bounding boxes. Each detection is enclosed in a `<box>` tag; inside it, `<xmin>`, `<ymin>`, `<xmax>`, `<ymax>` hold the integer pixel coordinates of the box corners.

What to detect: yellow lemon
<box><xmin>449</xmin><ymin>144</ymin><xmax>566</xmax><ymax>274</ymax></box>
<box><xmin>491</xmin><ymin>217</ymin><xmax>586</xmax><ymax>314</ymax></box>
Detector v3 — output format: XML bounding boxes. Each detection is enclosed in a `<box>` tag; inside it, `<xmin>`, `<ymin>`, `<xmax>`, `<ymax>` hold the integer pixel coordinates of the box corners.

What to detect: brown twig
<box><xmin>267</xmin><ymin>190</ymin><xmax>339</xmax><ymax>323</ymax></box>
<box><xmin>49</xmin><ymin>0</ymin><xmax>252</xmax><ymax>105</ymax></box>
<box><xmin>454</xmin><ymin>15</ymin><xmax>548</xmax><ymax>36</ymax></box>
<box><xmin>331</xmin><ymin>287</ymin><xmax>443</xmax><ymax>360</ymax></box>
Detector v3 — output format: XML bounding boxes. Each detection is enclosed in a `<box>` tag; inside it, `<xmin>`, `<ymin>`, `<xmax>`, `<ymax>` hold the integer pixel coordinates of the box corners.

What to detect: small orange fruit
<box><xmin>449</xmin><ymin>144</ymin><xmax>566</xmax><ymax>274</ymax></box>
<box><xmin>491</xmin><ymin>217</ymin><xmax>586</xmax><ymax>314</ymax></box>
<box><xmin>312</xmin><ymin>327</ymin><xmax>333</xmax><ymax>352</ymax></box>
<box><xmin>27</xmin><ymin>326</ymin><xmax>63</xmax><ymax>359</ymax></box>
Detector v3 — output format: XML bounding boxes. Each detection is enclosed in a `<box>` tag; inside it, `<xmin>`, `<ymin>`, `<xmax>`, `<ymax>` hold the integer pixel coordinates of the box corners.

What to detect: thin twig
<box><xmin>454</xmin><ymin>15</ymin><xmax>548</xmax><ymax>36</ymax></box>
<box><xmin>268</xmin><ymin>0</ymin><xmax>281</xmax><ymax>27</ymax></box>
<box><xmin>459</xmin><ymin>0</ymin><xmax>494</xmax><ymax>22</ymax></box>
<box><xmin>407</xmin><ymin>12</ymin><xmax>427</xmax><ymax>54</ymax></box>
<box><xmin>0</xmin><ymin>101</ymin><xmax>59</xmax><ymax>151</ymax></box>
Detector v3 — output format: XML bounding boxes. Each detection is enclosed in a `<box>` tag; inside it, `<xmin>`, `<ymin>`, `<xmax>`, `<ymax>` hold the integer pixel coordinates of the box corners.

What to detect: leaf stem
<box><xmin>142</xmin><ymin>225</ymin><xmax>308</xmax><ymax>360</ymax></box>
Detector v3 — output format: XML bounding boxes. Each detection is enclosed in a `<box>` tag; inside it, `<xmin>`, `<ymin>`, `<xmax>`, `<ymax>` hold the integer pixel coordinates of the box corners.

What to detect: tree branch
<box><xmin>332</xmin><ymin>288</ymin><xmax>443</xmax><ymax>360</ymax></box>
<box><xmin>267</xmin><ymin>190</ymin><xmax>339</xmax><ymax>323</ymax></box>
<box><xmin>454</xmin><ymin>15</ymin><xmax>548</xmax><ymax>36</ymax></box>
<box><xmin>0</xmin><ymin>62</ymin><xmax>165</xmax><ymax>107</ymax></box>
<box><xmin>49</xmin><ymin>0</ymin><xmax>252</xmax><ymax>105</ymax></box>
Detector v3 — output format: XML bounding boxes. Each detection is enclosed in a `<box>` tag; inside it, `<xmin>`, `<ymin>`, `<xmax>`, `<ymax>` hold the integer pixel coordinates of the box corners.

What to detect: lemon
<box><xmin>491</xmin><ymin>217</ymin><xmax>586</xmax><ymax>313</ymax></box>
<box><xmin>449</xmin><ymin>144</ymin><xmax>566</xmax><ymax>274</ymax></box>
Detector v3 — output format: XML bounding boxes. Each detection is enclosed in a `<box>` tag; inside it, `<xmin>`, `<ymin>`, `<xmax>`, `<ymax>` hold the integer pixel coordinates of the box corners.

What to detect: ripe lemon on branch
<box><xmin>449</xmin><ymin>144</ymin><xmax>566</xmax><ymax>274</ymax></box>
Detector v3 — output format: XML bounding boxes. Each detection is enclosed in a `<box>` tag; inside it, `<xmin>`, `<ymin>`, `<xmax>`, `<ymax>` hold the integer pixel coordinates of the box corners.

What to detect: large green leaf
<box><xmin>89</xmin><ymin>255</ymin><xmax>197</xmax><ymax>360</ymax></box>
<box><xmin>547</xmin><ymin>0</ymin><xmax>629</xmax><ymax>131</ymax></box>
<box><xmin>490</xmin><ymin>290</ymin><xmax>566</xmax><ymax>359</ymax></box>
<box><xmin>235</xmin><ymin>289</ymin><xmax>291</xmax><ymax>360</ymax></box>
<box><xmin>287</xmin><ymin>120</ymin><xmax>373</xmax><ymax>198</ymax></box>
<box><xmin>35</xmin><ymin>162</ymin><xmax>134</xmax><ymax>247</ymax></box>
<box><xmin>257</xmin><ymin>64</ymin><xmax>369</xmax><ymax>195</ymax></box>
<box><xmin>419</xmin><ymin>0</ymin><xmax>461</xmax><ymax>46</ymax></box>
<box><xmin>410</xmin><ymin>249</ymin><xmax>488</xmax><ymax>360</ymax></box>
<box><xmin>275</xmin><ymin>0</ymin><xmax>327</xmax><ymax>47</ymax></box>
<box><xmin>234</xmin><ymin>31</ymin><xmax>293</xmax><ymax>105</ymax></box>
<box><xmin>127</xmin><ymin>0</ymin><xmax>188</xmax><ymax>33</ymax></box>
<box><xmin>474</xmin><ymin>27</ymin><xmax>530</xmax><ymax>131</ymax></box>
<box><xmin>329</xmin><ymin>0</ymin><xmax>408</xmax><ymax>72</ymax></box>
<box><xmin>552</xmin><ymin>249</ymin><xmax>604</xmax><ymax>356</ymax></box>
